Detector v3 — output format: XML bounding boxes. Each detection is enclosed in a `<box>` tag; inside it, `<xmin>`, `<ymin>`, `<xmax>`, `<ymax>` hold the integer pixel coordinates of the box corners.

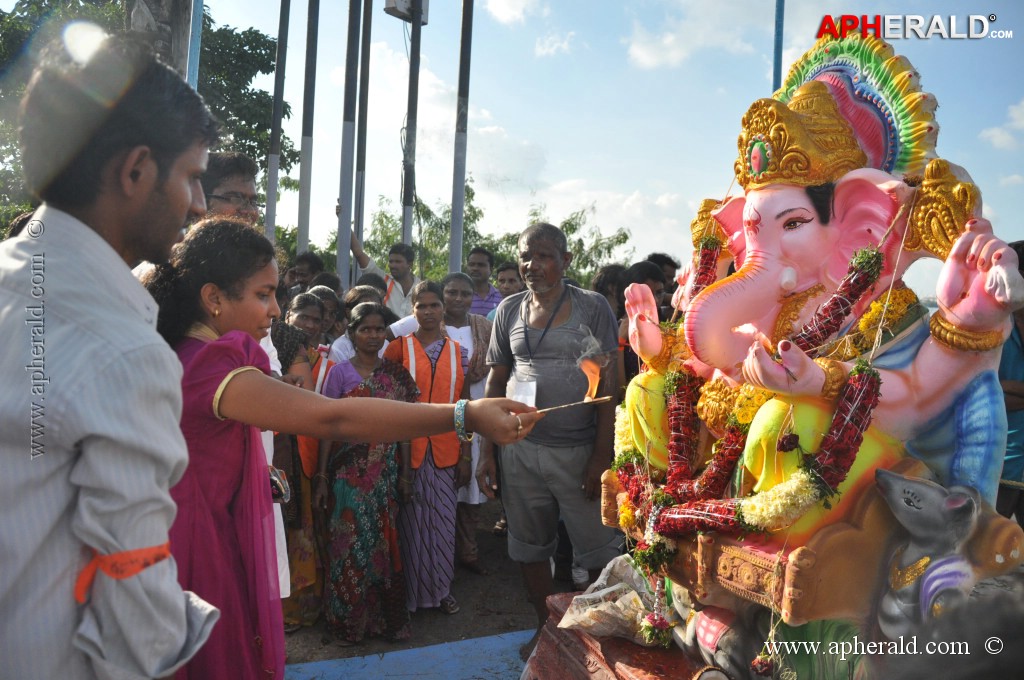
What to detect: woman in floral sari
<box><xmin>314</xmin><ymin>303</ymin><xmax>420</xmax><ymax>643</ymax></box>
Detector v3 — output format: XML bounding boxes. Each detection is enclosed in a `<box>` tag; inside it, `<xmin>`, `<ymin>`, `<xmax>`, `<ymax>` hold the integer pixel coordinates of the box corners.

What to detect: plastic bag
<box><xmin>557</xmin><ymin>555</ymin><xmax>665</xmax><ymax>646</ymax></box>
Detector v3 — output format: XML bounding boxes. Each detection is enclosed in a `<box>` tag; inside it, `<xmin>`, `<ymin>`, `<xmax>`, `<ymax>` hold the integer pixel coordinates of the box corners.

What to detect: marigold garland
<box><xmin>829</xmin><ymin>284</ymin><xmax>920</xmax><ymax>359</ymax></box>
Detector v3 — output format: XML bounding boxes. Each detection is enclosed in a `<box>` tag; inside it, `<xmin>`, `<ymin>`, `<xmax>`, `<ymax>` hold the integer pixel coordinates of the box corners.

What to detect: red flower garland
<box><xmin>808</xmin><ymin>361</ymin><xmax>882</xmax><ymax>496</ymax></box>
<box><xmin>654</xmin><ymin>498</ymin><xmax>743</xmax><ymax>535</ymax></box>
<box><xmin>666</xmin><ymin>423</ymin><xmax>747</xmax><ymax>503</ymax></box>
<box><xmin>691</xmin><ymin>237</ymin><xmax>722</xmax><ymax>297</ymax></box>
<box><xmin>790</xmin><ymin>248</ymin><xmax>883</xmax><ymax>358</ymax></box>
<box><xmin>666</xmin><ymin>371</ymin><xmax>703</xmax><ymax>487</ymax></box>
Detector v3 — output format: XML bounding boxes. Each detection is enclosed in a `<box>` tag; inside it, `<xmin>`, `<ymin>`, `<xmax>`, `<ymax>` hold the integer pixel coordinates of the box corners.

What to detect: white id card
<box><xmin>507</xmin><ymin>374</ymin><xmax>537</xmax><ymax>408</ymax></box>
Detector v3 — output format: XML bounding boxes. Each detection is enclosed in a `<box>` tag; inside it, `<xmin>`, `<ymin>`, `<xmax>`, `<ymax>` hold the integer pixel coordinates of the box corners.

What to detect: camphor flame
<box><xmin>580</xmin><ymin>357</ymin><xmax>602</xmax><ymax>401</ymax></box>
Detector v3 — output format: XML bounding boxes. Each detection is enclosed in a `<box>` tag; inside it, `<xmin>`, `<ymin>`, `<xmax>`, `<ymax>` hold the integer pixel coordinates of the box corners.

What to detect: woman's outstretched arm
<box><xmin>218</xmin><ymin>370</ymin><xmax>540</xmax><ymax>445</ymax></box>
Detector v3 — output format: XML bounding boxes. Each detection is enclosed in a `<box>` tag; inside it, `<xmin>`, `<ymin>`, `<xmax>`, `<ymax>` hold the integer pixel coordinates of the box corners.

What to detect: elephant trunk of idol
<box><xmin>683</xmin><ymin>250</ymin><xmax>793</xmax><ymax>377</ymax></box>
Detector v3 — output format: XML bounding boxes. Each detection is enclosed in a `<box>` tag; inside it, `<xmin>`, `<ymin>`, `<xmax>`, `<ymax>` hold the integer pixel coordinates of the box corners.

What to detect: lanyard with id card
<box><xmin>510</xmin><ymin>286</ymin><xmax>569</xmax><ymax>407</ymax></box>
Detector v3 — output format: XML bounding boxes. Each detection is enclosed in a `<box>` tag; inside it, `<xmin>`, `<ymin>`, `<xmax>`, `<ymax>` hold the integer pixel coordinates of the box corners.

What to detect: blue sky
<box><xmin>215</xmin><ymin>0</ymin><xmax>1023</xmax><ymax>292</ymax></box>
<box><xmin>9</xmin><ymin>1</ymin><xmax>1024</xmax><ymax>292</ymax></box>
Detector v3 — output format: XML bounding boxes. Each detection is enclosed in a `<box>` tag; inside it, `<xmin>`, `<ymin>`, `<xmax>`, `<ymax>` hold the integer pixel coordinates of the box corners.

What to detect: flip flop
<box><xmin>439</xmin><ymin>595</ymin><xmax>460</xmax><ymax>614</ymax></box>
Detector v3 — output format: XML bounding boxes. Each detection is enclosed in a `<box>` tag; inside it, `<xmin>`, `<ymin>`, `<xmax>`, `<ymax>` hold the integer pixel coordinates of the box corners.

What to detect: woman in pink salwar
<box><xmin>145</xmin><ymin>218</ymin><xmax>540</xmax><ymax>679</ymax></box>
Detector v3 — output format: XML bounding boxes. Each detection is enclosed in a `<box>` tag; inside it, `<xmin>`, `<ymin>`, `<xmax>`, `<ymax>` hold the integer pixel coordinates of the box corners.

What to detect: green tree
<box><xmin>197</xmin><ymin>12</ymin><xmax>300</xmax><ymax>178</ymax></box>
<box><xmin>0</xmin><ymin>0</ymin><xmax>123</xmax><ymax>226</ymax></box>
<box><xmin>0</xmin><ymin>1</ymin><xmax>297</xmax><ymax>228</ymax></box>
<box><xmin>274</xmin><ymin>224</ymin><xmax>338</xmax><ymax>274</ymax></box>
<box><xmin>359</xmin><ymin>183</ymin><xmax>632</xmax><ymax>287</ymax></box>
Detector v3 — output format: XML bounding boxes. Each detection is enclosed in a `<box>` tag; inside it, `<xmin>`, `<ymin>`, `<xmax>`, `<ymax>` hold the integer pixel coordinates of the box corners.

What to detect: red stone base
<box><xmin>522</xmin><ymin>592</ymin><xmax>706</xmax><ymax>680</ymax></box>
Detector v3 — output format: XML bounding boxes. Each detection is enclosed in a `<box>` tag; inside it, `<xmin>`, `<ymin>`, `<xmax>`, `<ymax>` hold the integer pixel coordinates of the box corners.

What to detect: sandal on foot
<box><xmin>492</xmin><ymin>518</ymin><xmax>508</xmax><ymax>535</ymax></box>
<box><xmin>439</xmin><ymin>595</ymin><xmax>460</xmax><ymax>615</ymax></box>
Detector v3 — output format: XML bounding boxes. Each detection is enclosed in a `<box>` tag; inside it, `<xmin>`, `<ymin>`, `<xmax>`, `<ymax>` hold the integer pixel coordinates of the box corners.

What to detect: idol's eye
<box><xmin>902</xmin><ymin>497</ymin><xmax>921</xmax><ymax>510</ymax></box>
<box><xmin>783</xmin><ymin>216</ymin><xmax>811</xmax><ymax>231</ymax></box>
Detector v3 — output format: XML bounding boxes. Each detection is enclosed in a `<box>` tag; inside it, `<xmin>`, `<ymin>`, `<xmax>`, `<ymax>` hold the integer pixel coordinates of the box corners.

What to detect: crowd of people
<box><xmin>0</xmin><ymin>26</ymin><xmax>713</xmax><ymax>680</ymax></box>
<box><xmin>9</xmin><ymin>24</ymin><xmax>1023</xmax><ymax>680</ymax></box>
<box><xmin>0</xmin><ymin>33</ymin><xmax>538</xmax><ymax>679</ymax></box>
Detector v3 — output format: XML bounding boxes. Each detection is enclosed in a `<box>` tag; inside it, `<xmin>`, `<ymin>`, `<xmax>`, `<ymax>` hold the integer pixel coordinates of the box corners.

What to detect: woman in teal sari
<box><xmin>314</xmin><ymin>303</ymin><xmax>420</xmax><ymax>643</ymax></box>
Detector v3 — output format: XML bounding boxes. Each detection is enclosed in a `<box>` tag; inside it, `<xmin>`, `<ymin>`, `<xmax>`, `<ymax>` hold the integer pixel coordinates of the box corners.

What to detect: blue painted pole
<box><xmin>772</xmin><ymin>0</ymin><xmax>785</xmax><ymax>93</ymax></box>
<box><xmin>185</xmin><ymin>0</ymin><xmax>203</xmax><ymax>87</ymax></box>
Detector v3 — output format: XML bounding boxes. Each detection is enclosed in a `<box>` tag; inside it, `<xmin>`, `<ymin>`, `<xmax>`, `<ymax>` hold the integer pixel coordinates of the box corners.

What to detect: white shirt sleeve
<box><xmin>389</xmin><ymin>314</ymin><xmax>418</xmax><ymax>338</ymax></box>
<box><xmin>63</xmin><ymin>346</ymin><xmax>219</xmax><ymax>679</ymax></box>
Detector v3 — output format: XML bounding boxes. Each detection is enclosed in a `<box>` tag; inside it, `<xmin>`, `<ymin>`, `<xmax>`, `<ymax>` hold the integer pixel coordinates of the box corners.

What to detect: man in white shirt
<box><xmin>0</xmin><ymin>32</ymin><xmax>219</xmax><ymax>679</ymax></box>
<box><xmin>349</xmin><ymin>232</ymin><xmax>421</xmax><ymax>318</ymax></box>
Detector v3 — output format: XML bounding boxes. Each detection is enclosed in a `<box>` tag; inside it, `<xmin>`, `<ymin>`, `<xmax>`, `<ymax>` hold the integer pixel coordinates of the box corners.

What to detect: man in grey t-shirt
<box><xmin>477</xmin><ymin>223</ymin><xmax>622</xmax><ymax>660</ymax></box>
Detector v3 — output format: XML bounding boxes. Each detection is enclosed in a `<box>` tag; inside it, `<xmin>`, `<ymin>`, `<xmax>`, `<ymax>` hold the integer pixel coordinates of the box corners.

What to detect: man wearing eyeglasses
<box><xmin>199</xmin><ymin>151</ymin><xmax>264</xmax><ymax>225</ymax></box>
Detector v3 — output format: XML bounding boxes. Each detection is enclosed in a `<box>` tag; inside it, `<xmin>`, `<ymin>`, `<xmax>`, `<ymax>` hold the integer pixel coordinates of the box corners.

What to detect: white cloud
<box><xmin>625</xmin><ymin>2</ymin><xmax>768</xmax><ymax>70</ymax></box>
<box><xmin>1000</xmin><ymin>174</ymin><xmax>1024</xmax><ymax>187</ymax></box>
<box><xmin>980</xmin><ymin>126</ymin><xmax>1018</xmax><ymax>150</ymax></box>
<box><xmin>978</xmin><ymin>97</ymin><xmax>1024</xmax><ymax>150</ymax></box>
<box><xmin>486</xmin><ymin>0</ymin><xmax>544</xmax><ymax>26</ymax></box>
<box><xmin>535</xmin><ymin>31</ymin><xmax>574</xmax><ymax>57</ymax></box>
<box><xmin>1009</xmin><ymin>98</ymin><xmax>1024</xmax><ymax>130</ymax></box>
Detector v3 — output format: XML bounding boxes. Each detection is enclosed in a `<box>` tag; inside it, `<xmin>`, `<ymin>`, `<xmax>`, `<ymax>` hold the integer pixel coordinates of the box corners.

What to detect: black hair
<box><xmin>305</xmin><ymin>285</ymin><xmax>340</xmax><ymax>309</ymax></box>
<box><xmin>624</xmin><ymin>261</ymin><xmax>667</xmax><ymax>287</ymax></box>
<box><xmin>411</xmin><ymin>280</ymin><xmax>444</xmax><ymax>305</ymax></box>
<box><xmin>805</xmin><ymin>182</ymin><xmax>836</xmax><ymax>225</ymax></box>
<box><xmin>200</xmin><ymin>151</ymin><xmax>258</xmax><ymax>196</ymax></box>
<box><xmin>347</xmin><ymin>302</ymin><xmax>389</xmax><ymax>339</ymax></box>
<box><xmin>4</xmin><ymin>211</ymin><xmax>36</xmax><ymax>240</ymax></box>
<box><xmin>343</xmin><ymin>285</ymin><xmax>383</xmax><ymax>310</ymax></box>
<box><xmin>144</xmin><ymin>217</ymin><xmax>275</xmax><ymax>347</ymax></box>
<box><xmin>293</xmin><ymin>251</ymin><xmax>324</xmax><ymax>274</ymax></box>
<box><xmin>309</xmin><ymin>271</ymin><xmax>342</xmax><ymax>295</ymax></box>
<box><xmin>441</xmin><ymin>272</ymin><xmax>474</xmax><ymax>289</ymax></box>
<box><xmin>618</xmin><ymin>262</ymin><xmax>666</xmax><ymax>318</ymax></box>
<box><xmin>389</xmin><ymin>242</ymin><xmax>416</xmax><ymax>264</ymax></box>
<box><xmin>591</xmin><ymin>264</ymin><xmax>626</xmax><ymax>297</ymax></box>
<box><xmin>1010</xmin><ymin>241</ymin><xmax>1024</xmax><ymax>276</ymax></box>
<box><xmin>645</xmin><ymin>252</ymin><xmax>681</xmax><ymax>270</ymax></box>
<box><xmin>355</xmin><ymin>272</ymin><xmax>387</xmax><ymax>295</ymax></box>
<box><xmin>495</xmin><ymin>261</ymin><xmax>520</xmax><ymax>277</ymax></box>
<box><xmin>20</xmin><ymin>31</ymin><xmax>219</xmax><ymax>208</ymax></box>
<box><xmin>520</xmin><ymin>222</ymin><xmax>568</xmax><ymax>255</ymax></box>
<box><xmin>287</xmin><ymin>292</ymin><xmax>325</xmax><ymax>318</ymax></box>
<box><xmin>468</xmin><ymin>246</ymin><xmax>494</xmax><ymax>268</ymax></box>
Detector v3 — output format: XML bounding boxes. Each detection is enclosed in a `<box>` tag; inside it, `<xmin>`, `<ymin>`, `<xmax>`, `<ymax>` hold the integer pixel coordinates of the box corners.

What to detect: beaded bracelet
<box><xmin>454</xmin><ymin>399</ymin><xmax>474</xmax><ymax>442</ymax></box>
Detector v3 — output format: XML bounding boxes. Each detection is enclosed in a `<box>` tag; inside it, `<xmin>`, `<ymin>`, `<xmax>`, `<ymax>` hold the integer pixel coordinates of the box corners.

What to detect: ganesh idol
<box><xmin>602</xmin><ymin>34</ymin><xmax>1024</xmax><ymax>679</ymax></box>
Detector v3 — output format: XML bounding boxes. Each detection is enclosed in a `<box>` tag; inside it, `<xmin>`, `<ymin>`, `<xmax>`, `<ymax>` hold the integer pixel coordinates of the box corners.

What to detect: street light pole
<box><xmin>448</xmin><ymin>0</ymin><xmax>474</xmax><ymax>274</ymax></box>
<box><xmin>400</xmin><ymin>0</ymin><xmax>423</xmax><ymax>246</ymax></box>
